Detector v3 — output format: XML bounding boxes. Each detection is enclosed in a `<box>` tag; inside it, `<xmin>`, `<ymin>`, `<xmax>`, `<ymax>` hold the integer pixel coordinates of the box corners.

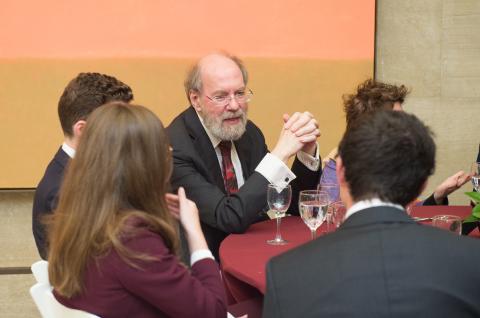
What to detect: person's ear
<box><xmin>72</xmin><ymin>120</ymin><xmax>86</xmax><ymax>139</ymax></box>
<box><xmin>190</xmin><ymin>90</ymin><xmax>202</xmax><ymax>112</ymax></box>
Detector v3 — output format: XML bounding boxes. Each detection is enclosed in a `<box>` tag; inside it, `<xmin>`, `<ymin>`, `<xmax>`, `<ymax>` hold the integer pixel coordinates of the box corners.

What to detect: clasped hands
<box><xmin>271</xmin><ymin>111</ymin><xmax>320</xmax><ymax>163</ymax></box>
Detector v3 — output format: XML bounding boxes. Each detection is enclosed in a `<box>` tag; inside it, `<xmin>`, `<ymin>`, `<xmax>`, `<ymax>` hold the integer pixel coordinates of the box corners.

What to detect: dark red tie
<box><xmin>218</xmin><ymin>141</ymin><xmax>238</xmax><ymax>194</ymax></box>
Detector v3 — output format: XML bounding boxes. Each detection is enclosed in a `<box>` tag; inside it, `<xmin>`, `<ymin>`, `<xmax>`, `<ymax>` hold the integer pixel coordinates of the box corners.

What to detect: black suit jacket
<box><xmin>32</xmin><ymin>147</ymin><xmax>69</xmax><ymax>259</ymax></box>
<box><xmin>263</xmin><ymin>206</ymin><xmax>480</xmax><ymax>318</ymax></box>
<box><xmin>167</xmin><ymin>107</ymin><xmax>321</xmax><ymax>260</ymax></box>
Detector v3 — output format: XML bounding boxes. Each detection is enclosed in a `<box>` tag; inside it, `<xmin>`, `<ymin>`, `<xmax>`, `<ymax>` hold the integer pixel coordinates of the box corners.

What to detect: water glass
<box><xmin>317</xmin><ymin>183</ymin><xmax>338</xmax><ymax>231</ymax></box>
<box><xmin>432</xmin><ymin>215</ymin><xmax>462</xmax><ymax>235</ymax></box>
<box><xmin>266</xmin><ymin>184</ymin><xmax>292</xmax><ymax>245</ymax></box>
<box><xmin>331</xmin><ymin>201</ymin><xmax>347</xmax><ymax>228</ymax></box>
<box><xmin>471</xmin><ymin>162</ymin><xmax>480</xmax><ymax>191</ymax></box>
<box><xmin>299</xmin><ymin>190</ymin><xmax>329</xmax><ymax>239</ymax></box>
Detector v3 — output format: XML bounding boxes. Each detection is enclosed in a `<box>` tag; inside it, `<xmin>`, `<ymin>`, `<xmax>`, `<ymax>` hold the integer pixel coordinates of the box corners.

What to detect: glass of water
<box><xmin>331</xmin><ymin>201</ymin><xmax>347</xmax><ymax>228</ymax></box>
<box><xmin>471</xmin><ymin>162</ymin><xmax>480</xmax><ymax>191</ymax></box>
<box><xmin>432</xmin><ymin>215</ymin><xmax>462</xmax><ymax>235</ymax></box>
<box><xmin>299</xmin><ymin>190</ymin><xmax>329</xmax><ymax>240</ymax></box>
<box><xmin>317</xmin><ymin>183</ymin><xmax>338</xmax><ymax>232</ymax></box>
<box><xmin>266</xmin><ymin>184</ymin><xmax>292</xmax><ymax>245</ymax></box>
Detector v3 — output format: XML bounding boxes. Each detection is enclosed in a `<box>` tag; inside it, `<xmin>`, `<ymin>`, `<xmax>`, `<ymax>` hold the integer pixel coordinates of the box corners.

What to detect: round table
<box><xmin>219</xmin><ymin>205</ymin><xmax>479</xmax><ymax>303</ymax></box>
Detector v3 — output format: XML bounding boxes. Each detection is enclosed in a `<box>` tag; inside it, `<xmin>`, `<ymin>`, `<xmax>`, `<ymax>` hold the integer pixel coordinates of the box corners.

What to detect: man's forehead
<box><xmin>199</xmin><ymin>54</ymin><xmax>244</xmax><ymax>90</ymax></box>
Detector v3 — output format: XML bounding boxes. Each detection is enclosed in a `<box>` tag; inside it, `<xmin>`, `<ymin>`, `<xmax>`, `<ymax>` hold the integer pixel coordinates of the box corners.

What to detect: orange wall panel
<box><xmin>0</xmin><ymin>0</ymin><xmax>374</xmax><ymax>59</ymax></box>
<box><xmin>0</xmin><ymin>0</ymin><xmax>374</xmax><ymax>187</ymax></box>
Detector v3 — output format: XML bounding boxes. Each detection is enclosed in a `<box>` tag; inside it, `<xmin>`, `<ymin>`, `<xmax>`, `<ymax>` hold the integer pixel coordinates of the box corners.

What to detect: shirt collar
<box><xmin>195</xmin><ymin>111</ymin><xmax>223</xmax><ymax>148</ymax></box>
<box><xmin>345</xmin><ymin>198</ymin><xmax>404</xmax><ymax>220</ymax></box>
<box><xmin>61</xmin><ymin>142</ymin><xmax>76</xmax><ymax>158</ymax></box>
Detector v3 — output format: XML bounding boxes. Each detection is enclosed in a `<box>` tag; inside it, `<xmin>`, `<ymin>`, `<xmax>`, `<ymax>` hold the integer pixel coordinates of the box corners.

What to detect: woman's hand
<box><xmin>166</xmin><ymin>187</ymin><xmax>208</xmax><ymax>252</ymax></box>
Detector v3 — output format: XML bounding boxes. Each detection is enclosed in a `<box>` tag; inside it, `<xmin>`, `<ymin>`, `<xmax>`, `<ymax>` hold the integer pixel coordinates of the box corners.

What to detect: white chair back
<box><xmin>31</xmin><ymin>260</ymin><xmax>49</xmax><ymax>284</ymax></box>
<box><xmin>29</xmin><ymin>261</ymin><xmax>100</xmax><ymax>318</ymax></box>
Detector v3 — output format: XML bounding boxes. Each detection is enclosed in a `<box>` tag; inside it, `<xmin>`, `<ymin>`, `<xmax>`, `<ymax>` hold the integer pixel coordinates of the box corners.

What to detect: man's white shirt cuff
<box><xmin>296</xmin><ymin>142</ymin><xmax>320</xmax><ymax>171</ymax></box>
<box><xmin>255</xmin><ymin>153</ymin><xmax>296</xmax><ymax>188</ymax></box>
<box><xmin>190</xmin><ymin>249</ymin><xmax>215</xmax><ymax>266</ymax></box>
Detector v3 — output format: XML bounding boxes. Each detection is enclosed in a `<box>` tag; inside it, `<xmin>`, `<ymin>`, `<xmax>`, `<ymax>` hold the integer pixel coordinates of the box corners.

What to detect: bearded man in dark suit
<box><xmin>263</xmin><ymin>111</ymin><xmax>480</xmax><ymax>318</ymax></box>
<box><xmin>167</xmin><ymin>53</ymin><xmax>322</xmax><ymax>260</ymax></box>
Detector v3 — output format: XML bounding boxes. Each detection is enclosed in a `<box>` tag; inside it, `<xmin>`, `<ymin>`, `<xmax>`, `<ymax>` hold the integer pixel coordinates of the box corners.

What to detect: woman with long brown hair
<box><xmin>48</xmin><ymin>102</ymin><xmax>226</xmax><ymax>317</ymax></box>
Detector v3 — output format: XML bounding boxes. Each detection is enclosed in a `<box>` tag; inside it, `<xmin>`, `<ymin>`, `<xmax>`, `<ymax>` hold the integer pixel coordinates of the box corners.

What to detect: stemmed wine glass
<box><xmin>471</xmin><ymin>162</ymin><xmax>480</xmax><ymax>191</ymax></box>
<box><xmin>331</xmin><ymin>201</ymin><xmax>347</xmax><ymax>228</ymax></box>
<box><xmin>266</xmin><ymin>184</ymin><xmax>292</xmax><ymax>245</ymax></box>
<box><xmin>317</xmin><ymin>183</ymin><xmax>338</xmax><ymax>232</ymax></box>
<box><xmin>299</xmin><ymin>190</ymin><xmax>329</xmax><ymax>240</ymax></box>
<box><xmin>432</xmin><ymin>215</ymin><xmax>462</xmax><ymax>235</ymax></box>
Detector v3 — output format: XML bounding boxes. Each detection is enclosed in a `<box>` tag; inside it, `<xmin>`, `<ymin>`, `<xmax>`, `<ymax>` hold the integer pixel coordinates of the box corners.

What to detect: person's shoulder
<box><xmin>166</xmin><ymin>107</ymin><xmax>197</xmax><ymax>144</ymax></box>
<box><xmin>166</xmin><ymin>107</ymin><xmax>192</xmax><ymax>131</ymax></box>
<box><xmin>34</xmin><ymin>149</ymin><xmax>66</xmax><ymax>202</ymax></box>
<box><xmin>244</xmin><ymin>119</ymin><xmax>265</xmax><ymax>141</ymax></box>
<box><xmin>121</xmin><ymin>219</ymin><xmax>172</xmax><ymax>256</ymax></box>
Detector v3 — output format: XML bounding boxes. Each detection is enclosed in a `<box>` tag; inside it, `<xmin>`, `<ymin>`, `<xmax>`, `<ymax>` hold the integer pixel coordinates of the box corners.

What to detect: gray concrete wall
<box><xmin>0</xmin><ymin>191</ymin><xmax>40</xmax><ymax>317</ymax></box>
<box><xmin>376</xmin><ymin>0</ymin><xmax>480</xmax><ymax>204</ymax></box>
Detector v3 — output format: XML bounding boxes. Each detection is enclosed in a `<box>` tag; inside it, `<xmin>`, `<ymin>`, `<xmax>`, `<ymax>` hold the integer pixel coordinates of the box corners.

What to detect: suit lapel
<box><xmin>233</xmin><ymin>130</ymin><xmax>254</xmax><ymax>180</ymax></box>
<box><xmin>183</xmin><ymin>107</ymin><xmax>226</xmax><ymax>192</ymax></box>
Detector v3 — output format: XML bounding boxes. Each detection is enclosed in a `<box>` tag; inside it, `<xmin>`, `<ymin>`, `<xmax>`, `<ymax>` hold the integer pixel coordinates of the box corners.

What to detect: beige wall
<box><xmin>0</xmin><ymin>58</ymin><xmax>372</xmax><ymax>187</ymax></box>
<box><xmin>376</xmin><ymin>0</ymin><xmax>480</xmax><ymax>204</ymax></box>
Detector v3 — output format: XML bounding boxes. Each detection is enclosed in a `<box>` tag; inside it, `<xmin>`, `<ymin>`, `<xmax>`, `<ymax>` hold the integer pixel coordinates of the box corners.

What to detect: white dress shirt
<box><xmin>196</xmin><ymin>112</ymin><xmax>320</xmax><ymax>189</ymax></box>
<box><xmin>62</xmin><ymin>142</ymin><xmax>76</xmax><ymax>158</ymax></box>
<box><xmin>345</xmin><ymin>198</ymin><xmax>405</xmax><ymax>221</ymax></box>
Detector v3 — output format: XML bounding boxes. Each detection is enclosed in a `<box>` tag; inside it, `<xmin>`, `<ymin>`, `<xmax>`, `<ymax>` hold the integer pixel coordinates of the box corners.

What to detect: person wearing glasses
<box><xmin>167</xmin><ymin>52</ymin><xmax>322</xmax><ymax>260</ymax></box>
<box><xmin>319</xmin><ymin>79</ymin><xmax>470</xmax><ymax>206</ymax></box>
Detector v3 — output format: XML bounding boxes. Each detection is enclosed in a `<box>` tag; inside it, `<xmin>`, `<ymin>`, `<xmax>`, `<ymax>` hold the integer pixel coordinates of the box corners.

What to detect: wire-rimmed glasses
<box><xmin>205</xmin><ymin>88</ymin><xmax>253</xmax><ymax>107</ymax></box>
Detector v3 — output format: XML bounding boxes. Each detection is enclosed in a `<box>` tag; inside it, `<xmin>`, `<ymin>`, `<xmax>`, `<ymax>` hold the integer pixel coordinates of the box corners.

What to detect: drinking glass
<box><xmin>317</xmin><ymin>183</ymin><xmax>338</xmax><ymax>231</ymax></box>
<box><xmin>299</xmin><ymin>190</ymin><xmax>329</xmax><ymax>240</ymax></box>
<box><xmin>432</xmin><ymin>215</ymin><xmax>462</xmax><ymax>235</ymax></box>
<box><xmin>471</xmin><ymin>162</ymin><xmax>480</xmax><ymax>191</ymax></box>
<box><xmin>266</xmin><ymin>184</ymin><xmax>292</xmax><ymax>245</ymax></box>
<box><xmin>331</xmin><ymin>201</ymin><xmax>347</xmax><ymax>228</ymax></box>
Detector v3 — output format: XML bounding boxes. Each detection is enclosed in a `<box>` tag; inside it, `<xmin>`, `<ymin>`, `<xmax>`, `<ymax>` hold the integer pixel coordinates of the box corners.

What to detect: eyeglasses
<box><xmin>205</xmin><ymin>88</ymin><xmax>253</xmax><ymax>107</ymax></box>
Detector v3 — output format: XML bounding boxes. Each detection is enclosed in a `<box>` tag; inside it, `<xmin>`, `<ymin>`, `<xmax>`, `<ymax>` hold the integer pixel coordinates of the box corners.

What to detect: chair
<box><xmin>31</xmin><ymin>260</ymin><xmax>49</xmax><ymax>284</ymax></box>
<box><xmin>29</xmin><ymin>261</ymin><xmax>100</xmax><ymax>318</ymax></box>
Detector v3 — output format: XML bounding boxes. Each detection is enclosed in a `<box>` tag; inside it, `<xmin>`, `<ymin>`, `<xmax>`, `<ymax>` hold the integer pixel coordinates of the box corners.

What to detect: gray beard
<box><xmin>202</xmin><ymin>110</ymin><xmax>247</xmax><ymax>141</ymax></box>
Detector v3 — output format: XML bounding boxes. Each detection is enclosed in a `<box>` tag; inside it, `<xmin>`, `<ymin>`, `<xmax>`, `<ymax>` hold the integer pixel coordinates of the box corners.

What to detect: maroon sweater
<box><xmin>54</xmin><ymin>230</ymin><xmax>227</xmax><ymax>318</ymax></box>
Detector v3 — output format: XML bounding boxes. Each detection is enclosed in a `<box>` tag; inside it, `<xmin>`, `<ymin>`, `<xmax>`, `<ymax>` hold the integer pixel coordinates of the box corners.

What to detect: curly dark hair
<box><xmin>344</xmin><ymin>79</ymin><xmax>409</xmax><ymax>130</ymax></box>
<box><xmin>338</xmin><ymin>110</ymin><xmax>435</xmax><ymax>206</ymax></box>
<box><xmin>58</xmin><ymin>72</ymin><xmax>133</xmax><ymax>137</ymax></box>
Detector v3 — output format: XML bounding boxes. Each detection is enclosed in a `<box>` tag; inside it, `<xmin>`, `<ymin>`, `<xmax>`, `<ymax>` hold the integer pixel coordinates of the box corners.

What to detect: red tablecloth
<box><xmin>220</xmin><ymin>205</ymin><xmax>479</xmax><ymax>303</ymax></box>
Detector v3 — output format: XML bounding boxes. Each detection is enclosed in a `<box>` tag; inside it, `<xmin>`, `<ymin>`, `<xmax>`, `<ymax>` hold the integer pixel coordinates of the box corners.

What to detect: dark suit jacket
<box><xmin>54</xmin><ymin>225</ymin><xmax>227</xmax><ymax>318</ymax></box>
<box><xmin>32</xmin><ymin>147</ymin><xmax>69</xmax><ymax>259</ymax></box>
<box><xmin>167</xmin><ymin>107</ymin><xmax>321</xmax><ymax>260</ymax></box>
<box><xmin>263</xmin><ymin>206</ymin><xmax>480</xmax><ymax>318</ymax></box>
